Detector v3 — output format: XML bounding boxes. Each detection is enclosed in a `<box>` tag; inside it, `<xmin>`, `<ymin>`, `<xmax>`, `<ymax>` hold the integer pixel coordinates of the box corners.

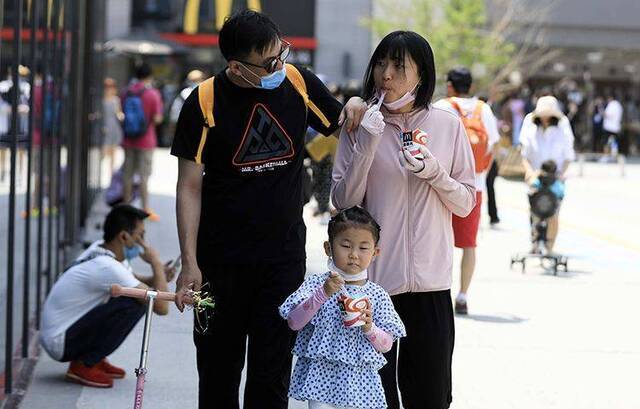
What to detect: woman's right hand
<box><xmin>175</xmin><ymin>261</ymin><xmax>202</xmax><ymax>312</ymax></box>
<box><xmin>323</xmin><ymin>271</ymin><xmax>345</xmax><ymax>297</ymax></box>
<box><xmin>360</xmin><ymin>100</ymin><xmax>386</xmax><ymax>136</ymax></box>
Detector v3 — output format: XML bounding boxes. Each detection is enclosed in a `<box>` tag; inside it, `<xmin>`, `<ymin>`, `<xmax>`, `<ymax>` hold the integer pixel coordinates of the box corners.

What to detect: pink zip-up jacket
<box><xmin>331</xmin><ymin>105</ymin><xmax>476</xmax><ymax>295</ymax></box>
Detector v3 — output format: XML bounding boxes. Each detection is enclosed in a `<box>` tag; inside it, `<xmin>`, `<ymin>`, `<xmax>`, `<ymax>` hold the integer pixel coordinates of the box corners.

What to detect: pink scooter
<box><xmin>110</xmin><ymin>285</ymin><xmax>176</xmax><ymax>409</ymax></box>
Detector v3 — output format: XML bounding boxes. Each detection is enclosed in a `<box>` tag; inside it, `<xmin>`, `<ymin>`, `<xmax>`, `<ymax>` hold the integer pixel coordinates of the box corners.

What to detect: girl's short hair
<box><xmin>533</xmin><ymin>116</ymin><xmax>559</xmax><ymax>127</ymax></box>
<box><xmin>362</xmin><ymin>31</ymin><xmax>436</xmax><ymax>110</ymax></box>
<box><xmin>328</xmin><ymin>207</ymin><xmax>381</xmax><ymax>244</ymax></box>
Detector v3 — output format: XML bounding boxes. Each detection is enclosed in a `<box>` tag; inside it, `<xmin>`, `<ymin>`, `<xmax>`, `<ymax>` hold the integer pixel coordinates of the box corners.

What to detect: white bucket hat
<box><xmin>532</xmin><ymin>96</ymin><xmax>563</xmax><ymax>120</ymax></box>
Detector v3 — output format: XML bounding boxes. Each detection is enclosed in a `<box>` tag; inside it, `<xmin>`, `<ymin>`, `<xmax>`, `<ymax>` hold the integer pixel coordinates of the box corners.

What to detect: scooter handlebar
<box><xmin>111</xmin><ymin>284</ymin><xmax>176</xmax><ymax>302</ymax></box>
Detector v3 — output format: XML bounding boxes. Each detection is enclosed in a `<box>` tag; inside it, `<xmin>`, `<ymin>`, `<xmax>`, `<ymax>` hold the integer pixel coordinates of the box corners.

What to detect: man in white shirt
<box><xmin>434</xmin><ymin>67</ymin><xmax>500</xmax><ymax>315</ymax></box>
<box><xmin>603</xmin><ymin>94</ymin><xmax>624</xmax><ymax>156</ymax></box>
<box><xmin>40</xmin><ymin>205</ymin><xmax>174</xmax><ymax>388</ymax></box>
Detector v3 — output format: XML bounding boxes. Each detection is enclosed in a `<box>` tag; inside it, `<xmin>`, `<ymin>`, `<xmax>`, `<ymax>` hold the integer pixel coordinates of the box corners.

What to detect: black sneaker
<box><xmin>455</xmin><ymin>300</ymin><xmax>468</xmax><ymax>315</ymax></box>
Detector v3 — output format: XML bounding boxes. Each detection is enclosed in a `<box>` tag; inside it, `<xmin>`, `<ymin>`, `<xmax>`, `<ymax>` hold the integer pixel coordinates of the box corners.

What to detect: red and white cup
<box><xmin>401</xmin><ymin>130</ymin><xmax>425</xmax><ymax>160</ymax></box>
<box><xmin>338</xmin><ymin>294</ymin><xmax>370</xmax><ymax>328</ymax></box>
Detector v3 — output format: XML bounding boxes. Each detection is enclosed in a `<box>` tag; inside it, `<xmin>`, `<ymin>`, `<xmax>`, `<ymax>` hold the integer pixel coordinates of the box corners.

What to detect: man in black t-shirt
<box><xmin>170</xmin><ymin>10</ymin><xmax>366</xmax><ymax>409</ymax></box>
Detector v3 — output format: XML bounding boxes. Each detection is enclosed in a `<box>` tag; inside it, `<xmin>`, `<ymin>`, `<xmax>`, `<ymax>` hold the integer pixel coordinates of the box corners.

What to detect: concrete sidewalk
<box><xmin>19</xmin><ymin>150</ymin><xmax>640</xmax><ymax>408</ymax></box>
<box><xmin>18</xmin><ymin>149</ymin><xmax>310</xmax><ymax>409</ymax></box>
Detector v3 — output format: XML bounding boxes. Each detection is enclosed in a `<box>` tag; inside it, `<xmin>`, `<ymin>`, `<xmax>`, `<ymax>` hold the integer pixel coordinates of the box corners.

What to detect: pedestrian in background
<box><xmin>40</xmin><ymin>205</ymin><xmax>174</xmax><ymax>388</ymax></box>
<box><xmin>306</xmin><ymin>84</ymin><xmax>344</xmax><ymax>224</ymax></box>
<box><xmin>434</xmin><ymin>67</ymin><xmax>500</xmax><ymax>315</ymax></box>
<box><xmin>602</xmin><ymin>92</ymin><xmax>623</xmax><ymax>159</ymax></box>
<box><xmin>102</xmin><ymin>77</ymin><xmax>124</xmax><ymax>182</ymax></box>
<box><xmin>591</xmin><ymin>96</ymin><xmax>605</xmax><ymax>153</ymax></box>
<box><xmin>520</xmin><ymin>95</ymin><xmax>575</xmax><ymax>254</ymax></box>
<box><xmin>121</xmin><ymin>62</ymin><xmax>163</xmax><ymax>221</ymax></box>
<box><xmin>168</xmin><ymin>69</ymin><xmax>206</xmax><ymax>142</ymax></box>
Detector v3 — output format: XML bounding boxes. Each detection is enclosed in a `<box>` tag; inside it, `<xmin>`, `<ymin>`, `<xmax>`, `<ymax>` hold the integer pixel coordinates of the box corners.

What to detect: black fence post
<box><xmin>22</xmin><ymin>0</ymin><xmax>40</xmax><ymax>360</ymax></box>
<box><xmin>5</xmin><ymin>0</ymin><xmax>24</xmax><ymax>396</ymax></box>
<box><xmin>36</xmin><ymin>0</ymin><xmax>51</xmax><ymax>329</ymax></box>
<box><xmin>45</xmin><ymin>0</ymin><xmax>59</xmax><ymax>297</ymax></box>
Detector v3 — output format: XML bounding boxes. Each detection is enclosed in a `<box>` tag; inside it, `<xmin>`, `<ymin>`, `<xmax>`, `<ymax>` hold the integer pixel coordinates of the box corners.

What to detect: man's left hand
<box><xmin>339</xmin><ymin>97</ymin><xmax>368</xmax><ymax>133</ymax></box>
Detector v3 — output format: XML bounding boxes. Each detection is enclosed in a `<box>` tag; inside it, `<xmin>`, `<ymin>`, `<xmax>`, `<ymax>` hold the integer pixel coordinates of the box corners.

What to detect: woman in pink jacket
<box><xmin>331</xmin><ymin>31</ymin><xmax>476</xmax><ymax>409</ymax></box>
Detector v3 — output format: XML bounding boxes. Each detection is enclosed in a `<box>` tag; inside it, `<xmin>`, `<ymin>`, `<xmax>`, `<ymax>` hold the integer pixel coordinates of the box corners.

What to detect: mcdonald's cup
<box><xmin>338</xmin><ymin>294</ymin><xmax>370</xmax><ymax>328</ymax></box>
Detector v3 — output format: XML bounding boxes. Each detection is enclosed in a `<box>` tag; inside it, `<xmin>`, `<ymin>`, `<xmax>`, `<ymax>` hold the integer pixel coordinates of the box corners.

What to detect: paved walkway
<box><xmin>18</xmin><ymin>149</ymin><xmax>640</xmax><ymax>408</ymax></box>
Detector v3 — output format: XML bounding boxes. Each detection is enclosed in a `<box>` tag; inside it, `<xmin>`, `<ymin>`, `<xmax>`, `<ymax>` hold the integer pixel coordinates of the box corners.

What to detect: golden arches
<box><xmin>184</xmin><ymin>0</ymin><xmax>263</xmax><ymax>34</ymax></box>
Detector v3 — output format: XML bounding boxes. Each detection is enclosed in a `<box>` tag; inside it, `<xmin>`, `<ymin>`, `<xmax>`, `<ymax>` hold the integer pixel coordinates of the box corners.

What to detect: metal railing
<box><xmin>1</xmin><ymin>0</ymin><xmax>105</xmax><ymax>402</ymax></box>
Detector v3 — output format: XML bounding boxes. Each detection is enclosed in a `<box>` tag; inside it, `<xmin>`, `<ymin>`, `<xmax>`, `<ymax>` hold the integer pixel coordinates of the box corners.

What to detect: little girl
<box><xmin>279</xmin><ymin>206</ymin><xmax>406</xmax><ymax>409</ymax></box>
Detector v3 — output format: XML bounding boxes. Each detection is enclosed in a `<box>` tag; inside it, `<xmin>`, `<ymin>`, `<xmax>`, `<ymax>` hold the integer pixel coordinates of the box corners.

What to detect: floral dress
<box><xmin>279</xmin><ymin>272</ymin><xmax>406</xmax><ymax>409</ymax></box>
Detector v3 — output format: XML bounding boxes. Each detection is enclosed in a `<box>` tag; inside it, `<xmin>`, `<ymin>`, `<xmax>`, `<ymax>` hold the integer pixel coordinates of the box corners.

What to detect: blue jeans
<box><xmin>61</xmin><ymin>296</ymin><xmax>145</xmax><ymax>366</ymax></box>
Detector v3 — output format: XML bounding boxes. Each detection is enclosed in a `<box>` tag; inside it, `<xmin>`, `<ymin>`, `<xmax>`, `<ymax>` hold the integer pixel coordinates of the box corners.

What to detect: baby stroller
<box><xmin>511</xmin><ymin>161</ymin><xmax>568</xmax><ymax>275</ymax></box>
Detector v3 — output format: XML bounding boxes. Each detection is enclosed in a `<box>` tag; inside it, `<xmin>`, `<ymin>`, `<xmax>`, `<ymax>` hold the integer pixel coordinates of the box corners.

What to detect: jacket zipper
<box><xmin>390</xmin><ymin>117</ymin><xmax>414</xmax><ymax>293</ymax></box>
<box><xmin>402</xmin><ymin>115</ymin><xmax>414</xmax><ymax>292</ymax></box>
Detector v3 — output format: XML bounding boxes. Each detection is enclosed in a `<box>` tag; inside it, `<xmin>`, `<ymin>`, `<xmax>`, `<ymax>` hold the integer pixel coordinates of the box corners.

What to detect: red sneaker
<box><xmin>96</xmin><ymin>358</ymin><xmax>126</xmax><ymax>379</ymax></box>
<box><xmin>65</xmin><ymin>361</ymin><xmax>113</xmax><ymax>388</ymax></box>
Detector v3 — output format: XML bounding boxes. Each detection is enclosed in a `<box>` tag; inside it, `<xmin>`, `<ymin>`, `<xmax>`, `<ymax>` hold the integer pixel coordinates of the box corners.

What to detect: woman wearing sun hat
<box><xmin>519</xmin><ymin>95</ymin><xmax>575</xmax><ymax>253</ymax></box>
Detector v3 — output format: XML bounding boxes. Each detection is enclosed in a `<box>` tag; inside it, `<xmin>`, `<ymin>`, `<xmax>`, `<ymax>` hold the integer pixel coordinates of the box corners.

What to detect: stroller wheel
<box><xmin>560</xmin><ymin>258</ymin><xmax>568</xmax><ymax>272</ymax></box>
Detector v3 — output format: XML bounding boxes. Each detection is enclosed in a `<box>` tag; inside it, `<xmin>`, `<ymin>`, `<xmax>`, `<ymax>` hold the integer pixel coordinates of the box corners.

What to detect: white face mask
<box><xmin>382</xmin><ymin>82</ymin><xmax>420</xmax><ymax>111</ymax></box>
<box><xmin>327</xmin><ymin>257</ymin><xmax>368</xmax><ymax>282</ymax></box>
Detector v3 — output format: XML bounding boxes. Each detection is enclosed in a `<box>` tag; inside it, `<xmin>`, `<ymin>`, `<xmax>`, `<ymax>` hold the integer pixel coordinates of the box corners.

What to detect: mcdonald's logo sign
<box><xmin>180</xmin><ymin>0</ymin><xmax>315</xmax><ymax>38</ymax></box>
<box><xmin>184</xmin><ymin>0</ymin><xmax>263</xmax><ymax>33</ymax></box>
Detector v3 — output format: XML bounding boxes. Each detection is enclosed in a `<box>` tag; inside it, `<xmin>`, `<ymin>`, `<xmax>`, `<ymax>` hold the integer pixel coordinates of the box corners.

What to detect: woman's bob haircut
<box><xmin>362</xmin><ymin>31</ymin><xmax>436</xmax><ymax>110</ymax></box>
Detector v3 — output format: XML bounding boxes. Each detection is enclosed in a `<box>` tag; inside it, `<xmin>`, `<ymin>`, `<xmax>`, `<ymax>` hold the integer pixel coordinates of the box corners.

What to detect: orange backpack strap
<box><xmin>198</xmin><ymin>76</ymin><xmax>215</xmax><ymax>127</ymax></box>
<box><xmin>472</xmin><ymin>100</ymin><xmax>484</xmax><ymax>120</ymax></box>
<box><xmin>285</xmin><ymin>63</ymin><xmax>331</xmax><ymax>128</ymax></box>
<box><xmin>447</xmin><ymin>97</ymin><xmax>467</xmax><ymax>117</ymax></box>
<box><xmin>195</xmin><ymin>76</ymin><xmax>215</xmax><ymax>164</ymax></box>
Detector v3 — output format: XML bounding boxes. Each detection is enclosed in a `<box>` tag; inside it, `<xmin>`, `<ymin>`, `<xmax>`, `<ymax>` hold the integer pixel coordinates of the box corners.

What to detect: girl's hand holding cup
<box><xmin>323</xmin><ymin>271</ymin><xmax>345</xmax><ymax>297</ymax></box>
<box><xmin>360</xmin><ymin>307</ymin><xmax>373</xmax><ymax>332</ymax></box>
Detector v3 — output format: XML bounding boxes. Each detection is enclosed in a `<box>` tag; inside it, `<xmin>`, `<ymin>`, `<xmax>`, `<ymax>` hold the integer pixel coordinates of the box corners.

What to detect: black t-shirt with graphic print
<box><xmin>171</xmin><ymin>65</ymin><xmax>341</xmax><ymax>265</ymax></box>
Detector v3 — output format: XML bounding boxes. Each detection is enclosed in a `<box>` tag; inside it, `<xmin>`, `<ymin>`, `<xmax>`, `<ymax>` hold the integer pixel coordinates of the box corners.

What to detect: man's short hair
<box><xmin>135</xmin><ymin>62</ymin><xmax>152</xmax><ymax>80</ymax></box>
<box><xmin>218</xmin><ymin>10</ymin><xmax>282</xmax><ymax>62</ymax></box>
<box><xmin>103</xmin><ymin>205</ymin><xmax>149</xmax><ymax>242</ymax></box>
<box><xmin>446</xmin><ymin>67</ymin><xmax>473</xmax><ymax>94</ymax></box>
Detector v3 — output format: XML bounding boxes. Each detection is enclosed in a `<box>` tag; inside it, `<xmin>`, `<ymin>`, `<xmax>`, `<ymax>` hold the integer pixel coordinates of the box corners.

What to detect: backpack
<box><xmin>122</xmin><ymin>88</ymin><xmax>148</xmax><ymax>139</ymax></box>
<box><xmin>192</xmin><ymin>63</ymin><xmax>331</xmax><ymax>164</ymax></box>
<box><xmin>448</xmin><ymin>98</ymin><xmax>492</xmax><ymax>173</ymax></box>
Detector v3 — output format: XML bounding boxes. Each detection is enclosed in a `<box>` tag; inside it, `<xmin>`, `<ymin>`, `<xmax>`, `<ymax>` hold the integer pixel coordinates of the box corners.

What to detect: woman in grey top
<box><xmin>102</xmin><ymin>77</ymin><xmax>124</xmax><ymax>180</ymax></box>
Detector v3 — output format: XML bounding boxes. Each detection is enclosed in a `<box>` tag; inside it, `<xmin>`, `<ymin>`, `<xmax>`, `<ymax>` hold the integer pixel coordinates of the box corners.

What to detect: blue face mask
<box><xmin>240</xmin><ymin>63</ymin><xmax>287</xmax><ymax>90</ymax></box>
<box><xmin>124</xmin><ymin>244</ymin><xmax>142</xmax><ymax>260</ymax></box>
